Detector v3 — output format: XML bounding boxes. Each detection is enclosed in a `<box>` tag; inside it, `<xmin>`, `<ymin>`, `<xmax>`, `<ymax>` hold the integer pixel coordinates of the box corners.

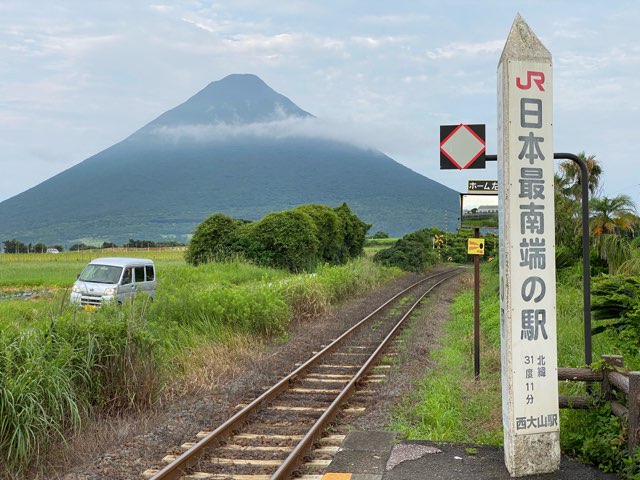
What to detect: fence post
<box><xmin>601</xmin><ymin>355</ymin><xmax>624</xmax><ymax>401</ymax></box>
<box><xmin>629</xmin><ymin>371</ymin><xmax>640</xmax><ymax>455</ymax></box>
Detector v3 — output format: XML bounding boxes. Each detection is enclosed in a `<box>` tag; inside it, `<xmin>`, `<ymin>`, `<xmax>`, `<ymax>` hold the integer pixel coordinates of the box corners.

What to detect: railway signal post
<box><xmin>497</xmin><ymin>15</ymin><xmax>560</xmax><ymax>476</ymax></box>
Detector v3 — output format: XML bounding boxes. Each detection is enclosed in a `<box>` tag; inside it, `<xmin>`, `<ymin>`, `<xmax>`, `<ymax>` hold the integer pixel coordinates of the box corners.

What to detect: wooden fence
<box><xmin>558</xmin><ymin>354</ymin><xmax>640</xmax><ymax>454</ymax></box>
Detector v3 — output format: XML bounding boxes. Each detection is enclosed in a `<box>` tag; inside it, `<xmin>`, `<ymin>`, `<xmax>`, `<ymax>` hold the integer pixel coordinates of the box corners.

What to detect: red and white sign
<box><xmin>440</xmin><ymin>124</ymin><xmax>486</xmax><ymax>170</ymax></box>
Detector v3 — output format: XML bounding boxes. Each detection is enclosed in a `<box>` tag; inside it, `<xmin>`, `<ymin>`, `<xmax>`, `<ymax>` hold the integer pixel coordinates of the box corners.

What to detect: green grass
<box><xmin>365</xmin><ymin>237</ymin><xmax>399</xmax><ymax>246</ymax></box>
<box><xmin>390</xmin><ymin>263</ymin><xmax>502</xmax><ymax>444</ymax></box>
<box><xmin>0</xmin><ymin>255</ymin><xmax>401</xmax><ymax>475</ymax></box>
<box><xmin>0</xmin><ymin>250</ymin><xmax>186</xmax><ymax>289</ymax></box>
<box><xmin>390</xmin><ymin>261</ymin><xmax>640</xmax><ymax>472</ymax></box>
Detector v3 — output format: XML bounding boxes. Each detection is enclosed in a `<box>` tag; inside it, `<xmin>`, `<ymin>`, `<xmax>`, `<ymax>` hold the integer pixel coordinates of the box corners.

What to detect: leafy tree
<box><xmin>102</xmin><ymin>242</ymin><xmax>117</xmax><ymax>249</ymax></box>
<box><xmin>2</xmin><ymin>239</ymin><xmax>28</xmax><ymax>253</ymax></box>
<box><xmin>554</xmin><ymin>152</ymin><xmax>603</xmax><ymax>255</ymax></box>
<box><xmin>69</xmin><ymin>243</ymin><xmax>92</xmax><ymax>251</ymax></box>
<box><xmin>51</xmin><ymin>244</ymin><xmax>64</xmax><ymax>253</ymax></box>
<box><xmin>374</xmin><ymin>237</ymin><xmax>440</xmax><ymax>272</ymax></box>
<box><xmin>554</xmin><ymin>173</ymin><xmax>581</xmax><ymax>262</ymax></box>
<box><xmin>589</xmin><ymin>194</ymin><xmax>637</xmax><ymax>274</ymax></box>
<box><xmin>372</xmin><ymin>231</ymin><xmax>389</xmax><ymax>239</ymax></box>
<box><xmin>293</xmin><ymin>204</ymin><xmax>343</xmax><ymax>264</ymax></box>
<box><xmin>373</xmin><ymin>227</ymin><xmax>498</xmax><ymax>271</ymax></box>
<box><xmin>554</xmin><ymin>152</ymin><xmax>607</xmax><ymax>269</ymax></box>
<box><xmin>558</xmin><ymin>151</ymin><xmax>603</xmax><ymax>201</ymax></box>
<box><xmin>33</xmin><ymin>243</ymin><xmax>47</xmax><ymax>253</ymax></box>
<box><xmin>243</xmin><ymin>210</ymin><xmax>320</xmax><ymax>272</ymax></box>
<box><xmin>334</xmin><ymin>203</ymin><xmax>371</xmax><ymax>262</ymax></box>
<box><xmin>185</xmin><ymin>213</ymin><xmax>244</xmax><ymax>266</ymax></box>
<box><xmin>186</xmin><ymin>204</ymin><xmax>369</xmax><ymax>272</ymax></box>
<box><xmin>124</xmin><ymin>239</ymin><xmax>156</xmax><ymax>248</ymax></box>
<box><xmin>590</xmin><ymin>194</ymin><xmax>637</xmax><ymax>237</ymax></box>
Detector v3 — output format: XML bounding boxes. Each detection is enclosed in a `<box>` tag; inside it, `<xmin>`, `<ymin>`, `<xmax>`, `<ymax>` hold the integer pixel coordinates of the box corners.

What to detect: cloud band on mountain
<box><xmin>148</xmin><ymin>116</ymin><xmax>377</xmax><ymax>151</ymax></box>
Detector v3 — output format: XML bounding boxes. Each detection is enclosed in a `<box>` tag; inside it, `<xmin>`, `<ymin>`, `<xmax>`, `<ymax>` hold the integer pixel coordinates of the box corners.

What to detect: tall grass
<box><xmin>0</xmin><ymin>256</ymin><xmax>400</xmax><ymax>475</ymax></box>
<box><xmin>0</xmin><ymin>299</ymin><xmax>157</xmax><ymax>475</ymax></box>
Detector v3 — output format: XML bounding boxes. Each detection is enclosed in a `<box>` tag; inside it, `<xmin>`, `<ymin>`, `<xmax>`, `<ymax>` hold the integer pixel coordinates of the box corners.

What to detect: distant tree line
<box><xmin>186</xmin><ymin>203</ymin><xmax>371</xmax><ymax>272</ymax></box>
<box><xmin>1</xmin><ymin>238</ymin><xmax>185</xmax><ymax>253</ymax></box>
<box><xmin>2</xmin><ymin>239</ymin><xmax>64</xmax><ymax>254</ymax></box>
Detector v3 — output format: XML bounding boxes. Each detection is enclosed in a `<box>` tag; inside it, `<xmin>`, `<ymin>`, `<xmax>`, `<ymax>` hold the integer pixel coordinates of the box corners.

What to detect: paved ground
<box><xmin>325</xmin><ymin>431</ymin><xmax>618</xmax><ymax>480</ymax></box>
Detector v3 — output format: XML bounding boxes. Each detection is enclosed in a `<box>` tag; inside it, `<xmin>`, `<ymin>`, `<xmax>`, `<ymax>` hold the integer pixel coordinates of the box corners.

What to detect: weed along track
<box><xmin>143</xmin><ymin>267</ymin><xmax>464</xmax><ymax>480</ymax></box>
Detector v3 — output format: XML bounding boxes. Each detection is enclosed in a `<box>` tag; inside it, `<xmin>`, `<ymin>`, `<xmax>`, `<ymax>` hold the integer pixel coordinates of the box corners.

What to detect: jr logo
<box><xmin>516</xmin><ymin>71</ymin><xmax>545</xmax><ymax>91</ymax></box>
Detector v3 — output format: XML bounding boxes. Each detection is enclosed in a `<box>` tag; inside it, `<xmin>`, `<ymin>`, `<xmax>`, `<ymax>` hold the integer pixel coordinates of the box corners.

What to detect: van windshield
<box><xmin>79</xmin><ymin>264</ymin><xmax>123</xmax><ymax>284</ymax></box>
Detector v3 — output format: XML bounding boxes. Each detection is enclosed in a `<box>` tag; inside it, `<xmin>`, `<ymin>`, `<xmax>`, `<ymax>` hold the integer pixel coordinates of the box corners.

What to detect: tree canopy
<box><xmin>185</xmin><ymin>203</ymin><xmax>370</xmax><ymax>272</ymax></box>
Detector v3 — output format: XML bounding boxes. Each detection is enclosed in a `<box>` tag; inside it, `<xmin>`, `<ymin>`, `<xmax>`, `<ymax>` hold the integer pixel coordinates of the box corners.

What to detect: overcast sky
<box><xmin>2</xmin><ymin>1</ymin><xmax>639</xmax><ymax>209</ymax></box>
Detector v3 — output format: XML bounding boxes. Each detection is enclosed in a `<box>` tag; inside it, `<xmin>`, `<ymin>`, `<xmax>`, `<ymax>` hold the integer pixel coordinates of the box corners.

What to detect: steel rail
<box><xmin>271</xmin><ymin>268</ymin><xmax>464</xmax><ymax>479</ymax></box>
<box><xmin>148</xmin><ymin>267</ymin><xmax>464</xmax><ymax>480</ymax></box>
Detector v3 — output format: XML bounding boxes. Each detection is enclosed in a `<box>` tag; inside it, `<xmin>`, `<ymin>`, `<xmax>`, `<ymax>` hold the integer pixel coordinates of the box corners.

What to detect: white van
<box><xmin>70</xmin><ymin>257</ymin><xmax>156</xmax><ymax>309</ymax></box>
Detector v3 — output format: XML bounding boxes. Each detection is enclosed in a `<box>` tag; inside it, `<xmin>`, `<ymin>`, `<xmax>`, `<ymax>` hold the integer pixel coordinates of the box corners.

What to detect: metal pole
<box><xmin>554</xmin><ymin>153</ymin><xmax>591</xmax><ymax>366</ymax></box>
<box><xmin>474</xmin><ymin>227</ymin><xmax>480</xmax><ymax>379</ymax></box>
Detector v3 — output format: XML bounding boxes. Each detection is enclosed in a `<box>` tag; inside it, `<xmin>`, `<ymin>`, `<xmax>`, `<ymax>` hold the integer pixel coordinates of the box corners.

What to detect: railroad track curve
<box><xmin>143</xmin><ymin>266</ymin><xmax>465</xmax><ymax>480</ymax></box>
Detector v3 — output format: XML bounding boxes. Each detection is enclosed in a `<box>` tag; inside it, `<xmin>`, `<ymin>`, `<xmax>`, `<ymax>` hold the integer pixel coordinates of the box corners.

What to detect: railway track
<box><xmin>143</xmin><ymin>266</ymin><xmax>464</xmax><ymax>480</ymax></box>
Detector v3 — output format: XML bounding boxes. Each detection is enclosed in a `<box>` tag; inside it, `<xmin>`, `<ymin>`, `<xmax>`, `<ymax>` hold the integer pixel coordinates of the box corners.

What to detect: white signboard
<box><xmin>504</xmin><ymin>59</ymin><xmax>558</xmax><ymax>434</ymax></box>
<box><xmin>498</xmin><ymin>15</ymin><xmax>560</xmax><ymax>476</ymax></box>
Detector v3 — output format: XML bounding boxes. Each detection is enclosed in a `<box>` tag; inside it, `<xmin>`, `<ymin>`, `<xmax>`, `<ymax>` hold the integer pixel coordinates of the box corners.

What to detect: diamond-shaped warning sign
<box><xmin>440</xmin><ymin>124</ymin><xmax>486</xmax><ymax>169</ymax></box>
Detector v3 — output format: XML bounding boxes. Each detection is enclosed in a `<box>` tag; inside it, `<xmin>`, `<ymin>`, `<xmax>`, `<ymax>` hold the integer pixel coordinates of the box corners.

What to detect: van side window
<box><xmin>145</xmin><ymin>265</ymin><xmax>155</xmax><ymax>281</ymax></box>
<box><xmin>134</xmin><ymin>266</ymin><xmax>145</xmax><ymax>283</ymax></box>
<box><xmin>122</xmin><ymin>268</ymin><xmax>132</xmax><ymax>285</ymax></box>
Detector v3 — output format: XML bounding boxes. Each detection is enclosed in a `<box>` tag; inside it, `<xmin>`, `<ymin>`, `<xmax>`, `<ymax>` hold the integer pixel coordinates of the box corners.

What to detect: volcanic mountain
<box><xmin>0</xmin><ymin>74</ymin><xmax>459</xmax><ymax>245</ymax></box>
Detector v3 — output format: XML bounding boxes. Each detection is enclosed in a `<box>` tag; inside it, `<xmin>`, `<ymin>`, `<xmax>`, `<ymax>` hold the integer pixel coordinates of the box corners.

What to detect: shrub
<box><xmin>243</xmin><ymin>210</ymin><xmax>320</xmax><ymax>272</ymax></box>
<box><xmin>294</xmin><ymin>204</ymin><xmax>344</xmax><ymax>264</ymax></box>
<box><xmin>562</xmin><ymin>403</ymin><xmax>631</xmax><ymax>474</ymax></box>
<box><xmin>373</xmin><ymin>227</ymin><xmax>498</xmax><ymax>270</ymax></box>
<box><xmin>334</xmin><ymin>203</ymin><xmax>371</xmax><ymax>262</ymax></box>
<box><xmin>187</xmin><ymin>204</ymin><xmax>370</xmax><ymax>272</ymax></box>
<box><xmin>373</xmin><ymin>237</ymin><xmax>440</xmax><ymax>272</ymax></box>
<box><xmin>185</xmin><ymin>213</ymin><xmax>244</xmax><ymax>266</ymax></box>
<box><xmin>591</xmin><ymin>275</ymin><xmax>640</xmax><ymax>356</ymax></box>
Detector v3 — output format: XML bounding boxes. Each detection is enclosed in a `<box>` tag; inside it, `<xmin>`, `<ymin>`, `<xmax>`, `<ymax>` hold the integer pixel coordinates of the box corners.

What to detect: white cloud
<box><xmin>148</xmin><ymin>116</ymin><xmax>372</xmax><ymax>147</ymax></box>
<box><xmin>402</xmin><ymin>74</ymin><xmax>429</xmax><ymax>84</ymax></box>
<box><xmin>149</xmin><ymin>4</ymin><xmax>173</xmax><ymax>14</ymax></box>
<box><xmin>358</xmin><ymin>14</ymin><xmax>432</xmax><ymax>25</ymax></box>
<box><xmin>351</xmin><ymin>35</ymin><xmax>410</xmax><ymax>48</ymax></box>
<box><xmin>425</xmin><ymin>40</ymin><xmax>504</xmax><ymax>60</ymax></box>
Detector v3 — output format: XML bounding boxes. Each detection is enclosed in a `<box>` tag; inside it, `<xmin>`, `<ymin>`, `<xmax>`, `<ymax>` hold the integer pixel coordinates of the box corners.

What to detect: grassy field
<box><xmin>364</xmin><ymin>237</ymin><xmax>398</xmax><ymax>256</ymax></box>
<box><xmin>0</xmin><ymin>249</ymin><xmax>186</xmax><ymax>289</ymax></box>
<box><xmin>0</xmin><ymin>251</ymin><xmax>401</xmax><ymax>475</ymax></box>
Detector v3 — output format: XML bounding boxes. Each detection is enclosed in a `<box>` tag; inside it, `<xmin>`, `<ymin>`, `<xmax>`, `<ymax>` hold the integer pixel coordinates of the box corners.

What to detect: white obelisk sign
<box><xmin>498</xmin><ymin>15</ymin><xmax>560</xmax><ymax>476</ymax></box>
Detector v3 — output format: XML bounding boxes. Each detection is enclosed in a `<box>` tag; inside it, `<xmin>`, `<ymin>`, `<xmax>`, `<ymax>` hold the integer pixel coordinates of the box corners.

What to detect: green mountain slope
<box><xmin>0</xmin><ymin>74</ymin><xmax>459</xmax><ymax>245</ymax></box>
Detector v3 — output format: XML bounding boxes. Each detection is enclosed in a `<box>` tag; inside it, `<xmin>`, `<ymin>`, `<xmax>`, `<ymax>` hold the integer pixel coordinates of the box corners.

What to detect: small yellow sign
<box><xmin>468</xmin><ymin>238</ymin><xmax>485</xmax><ymax>255</ymax></box>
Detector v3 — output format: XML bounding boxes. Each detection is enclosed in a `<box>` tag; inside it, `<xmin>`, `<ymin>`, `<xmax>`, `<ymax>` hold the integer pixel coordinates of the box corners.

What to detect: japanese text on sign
<box><xmin>506</xmin><ymin>61</ymin><xmax>558</xmax><ymax>436</ymax></box>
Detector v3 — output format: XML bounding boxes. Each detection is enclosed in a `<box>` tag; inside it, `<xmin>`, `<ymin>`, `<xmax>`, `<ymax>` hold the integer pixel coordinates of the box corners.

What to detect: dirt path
<box><xmin>43</xmin><ymin>268</ymin><xmax>470</xmax><ymax>480</ymax></box>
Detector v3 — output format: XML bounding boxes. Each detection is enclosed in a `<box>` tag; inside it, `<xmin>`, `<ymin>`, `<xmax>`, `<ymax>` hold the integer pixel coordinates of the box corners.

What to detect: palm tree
<box><xmin>590</xmin><ymin>194</ymin><xmax>638</xmax><ymax>273</ymax></box>
<box><xmin>554</xmin><ymin>172</ymin><xmax>581</xmax><ymax>253</ymax></box>
<box><xmin>589</xmin><ymin>194</ymin><xmax>636</xmax><ymax>237</ymax></box>
<box><xmin>558</xmin><ymin>151</ymin><xmax>603</xmax><ymax>201</ymax></box>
